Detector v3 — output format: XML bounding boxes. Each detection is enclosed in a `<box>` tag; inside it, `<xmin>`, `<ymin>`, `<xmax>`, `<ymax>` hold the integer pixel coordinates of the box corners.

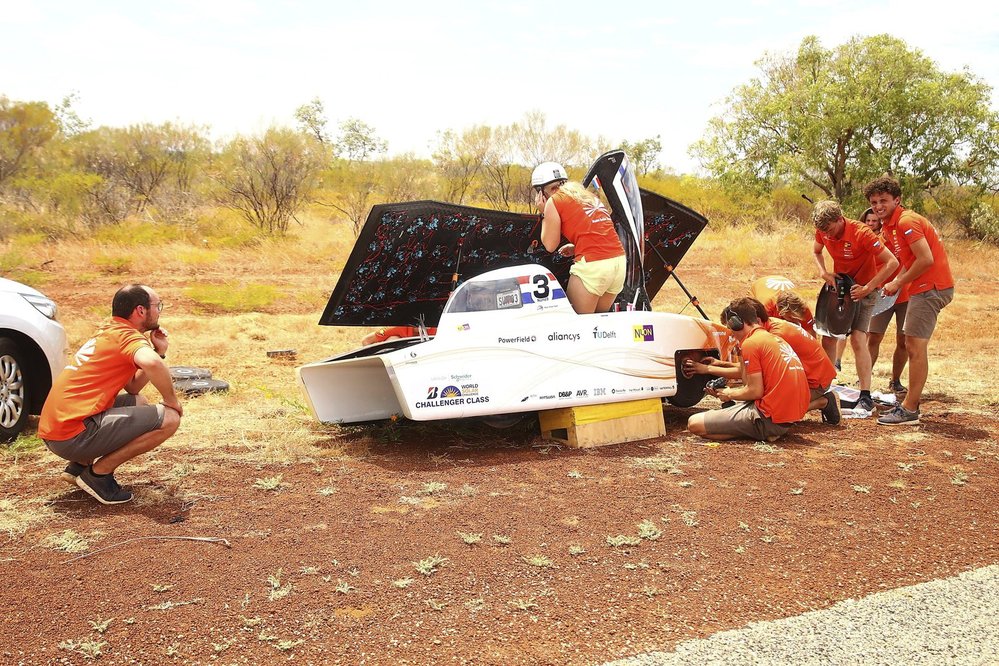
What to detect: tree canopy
<box><xmin>691</xmin><ymin>35</ymin><xmax>999</xmax><ymax>204</ymax></box>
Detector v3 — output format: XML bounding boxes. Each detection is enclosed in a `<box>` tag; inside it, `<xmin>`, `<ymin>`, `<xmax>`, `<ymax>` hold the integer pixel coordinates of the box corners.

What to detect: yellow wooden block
<box><xmin>539</xmin><ymin>398</ymin><xmax>666</xmax><ymax>449</ymax></box>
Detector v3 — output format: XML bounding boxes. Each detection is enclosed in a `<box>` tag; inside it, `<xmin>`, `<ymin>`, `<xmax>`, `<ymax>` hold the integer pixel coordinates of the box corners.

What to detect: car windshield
<box><xmin>445</xmin><ymin>277</ymin><xmax>523</xmax><ymax>314</ymax></box>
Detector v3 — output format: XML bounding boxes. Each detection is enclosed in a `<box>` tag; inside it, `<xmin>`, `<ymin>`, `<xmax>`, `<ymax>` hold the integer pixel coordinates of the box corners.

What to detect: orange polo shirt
<box><xmin>551</xmin><ymin>191</ymin><xmax>624</xmax><ymax>262</ymax></box>
<box><xmin>763</xmin><ymin>318</ymin><xmax>837</xmax><ymax>390</ymax></box>
<box><xmin>814</xmin><ymin>219</ymin><xmax>884</xmax><ymax>285</ymax></box>
<box><xmin>39</xmin><ymin>317</ymin><xmax>151</xmax><ymax>441</ymax></box>
<box><xmin>881</xmin><ymin>206</ymin><xmax>953</xmax><ymax>296</ymax></box>
<box><xmin>741</xmin><ymin>327</ymin><xmax>810</xmax><ymax>424</ymax></box>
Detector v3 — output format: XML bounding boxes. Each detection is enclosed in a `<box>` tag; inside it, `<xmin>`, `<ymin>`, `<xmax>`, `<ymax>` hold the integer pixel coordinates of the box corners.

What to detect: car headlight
<box><xmin>21</xmin><ymin>293</ymin><xmax>59</xmax><ymax>320</ymax></box>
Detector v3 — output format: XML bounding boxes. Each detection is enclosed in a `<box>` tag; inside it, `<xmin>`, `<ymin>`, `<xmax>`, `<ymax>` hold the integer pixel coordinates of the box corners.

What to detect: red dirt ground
<box><xmin>3</xmin><ymin>400</ymin><xmax>997</xmax><ymax>665</ymax></box>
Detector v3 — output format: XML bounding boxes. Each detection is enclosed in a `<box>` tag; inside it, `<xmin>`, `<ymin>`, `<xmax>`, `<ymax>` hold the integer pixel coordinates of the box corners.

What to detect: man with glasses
<box><xmin>39</xmin><ymin>284</ymin><xmax>183</xmax><ymax>504</ymax></box>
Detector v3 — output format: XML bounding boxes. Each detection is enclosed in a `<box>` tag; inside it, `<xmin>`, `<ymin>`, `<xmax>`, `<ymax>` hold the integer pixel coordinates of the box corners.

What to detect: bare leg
<box><xmin>835</xmin><ymin>336</ymin><xmax>848</xmax><ymax>368</ymax></box>
<box><xmin>595</xmin><ymin>292</ymin><xmax>618</xmax><ymax>313</ymax></box>
<box><xmin>851</xmin><ymin>330</ymin><xmax>873</xmax><ymax>391</ymax></box>
<box><xmin>867</xmin><ymin>331</ymin><xmax>885</xmax><ymax>367</ymax></box>
<box><xmin>92</xmin><ymin>407</ymin><xmax>181</xmax><ymax>475</ymax></box>
<box><xmin>821</xmin><ymin>335</ymin><xmax>839</xmax><ymax>363</ymax></box>
<box><xmin>687</xmin><ymin>412</ymin><xmax>739</xmax><ymax>440</ymax></box>
<box><xmin>902</xmin><ymin>336</ymin><xmax>929</xmax><ymax>411</ymax></box>
<box><xmin>891</xmin><ymin>333</ymin><xmax>908</xmax><ymax>384</ymax></box>
<box><xmin>566</xmin><ymin>275</ymin><xmax>600</xmax><ymax>314</ymax></box>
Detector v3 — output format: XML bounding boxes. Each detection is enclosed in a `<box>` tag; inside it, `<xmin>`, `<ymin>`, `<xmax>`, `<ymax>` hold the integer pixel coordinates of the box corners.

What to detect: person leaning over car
<box><xmin>811</xmin><ymin>200</ymin><xmax>899</xmax><ymax>414</ymax></box>
<box><xmin>863</xmin><ymin>175</ymin><xmax>954</xmax><ymax>426</ymax></box>
<box><xmin>861</xmin><ymin>206</ymin><xmax>909</xmax><ymax>395</ymax></box>
<box><xmin>686</xmin><ymin>297</ymin><xmax>810</xmax><ymax>442</ymax></box>
<box><xmin>531</xmin><ymin>161</ymin><xmax>627</xmax><ymax>314</ymax></box>
<box><xmin>749</xmin><ymin>275</ymin><xmax>816</xmax><ymax>335</ymax></box>
<box><xmin>38</xmin><ymin>284</ymin><xmax>182</xmax><ymax>505</ymax></box>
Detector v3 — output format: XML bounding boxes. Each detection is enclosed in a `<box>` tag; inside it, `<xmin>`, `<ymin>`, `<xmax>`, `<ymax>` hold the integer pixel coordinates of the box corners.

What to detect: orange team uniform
<box><xmin>551</xmin><ymin>192</ymin><xmax>624</xmax><ymax>262</ymax></box>
<box><xmin>875</xmin><ymin>230</ymin><xmax>909</xmax><ymax>305</ymax></box>
<box><xmin>750</xmin><ymin>275</ymin><xmax>815</xmax><ymax>334</ymax></box>
<box><xmin>741</xmin><ymin>328</ymin><xmax>810</xmax><ymax>424</ymax></box>
<box><xmin>881</xmin><ymin>207</ymin><xmax>954</xmax><ymax>296</ymax></box>
<box><xmin>763</xmin><ymin>318</ymin><xmax>837</xmax><ymax>390</ymax></box>
<box><xmin>814</xmin><ymin>219</ymin><xmax>884</xmax><ymax>285</ymax></box>
<box><xmin>38</xmin><ymin>318</ymin><xmax>152</xmax><ymax>442</ymax></box>
<box><xmin>370</xmin><ymin>326</ymin><xmax>437</xmax><ymax>343</ymax></box>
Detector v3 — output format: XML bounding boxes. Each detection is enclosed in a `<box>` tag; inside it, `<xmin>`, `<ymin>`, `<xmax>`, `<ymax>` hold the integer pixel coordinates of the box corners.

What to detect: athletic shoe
<box><xmin>60</xmin><ymin>462</ymin><xmax>86</xmax><ymax>485</ymax></box>
<box><xmin>820</xmin><ymin>391</ymin><xmax>841</xmax><ymax>425</ymax></box>
<box><xmin>855</xmin><ymin>395</ymin><xmax>875</xmax><ymax>414</ymax></box>
<box><xmin>834</xmin><ymin>360</ymin><xmax>842</xmax><ymax>371</ymax></box>
<box><xmin>888</xmin><ymin>379</ymin><xmax>907</xmax><ymax>394</ymax></box>
<box><xmin>878</xmin><ymin>404</ymin><xmax>920</xmax><ymax>426</ymax></box>
<box><xmin>76</xmin><ymin>467</ymin><xmax>133</xmax><ymax>505</ymax></box>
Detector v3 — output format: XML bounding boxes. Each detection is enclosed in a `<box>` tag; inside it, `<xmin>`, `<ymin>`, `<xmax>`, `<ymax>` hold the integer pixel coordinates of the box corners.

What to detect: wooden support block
<box><xmin>538</xmin><ymin>398</ymin><xmax>666</xmax><ymax>449</ymax></box>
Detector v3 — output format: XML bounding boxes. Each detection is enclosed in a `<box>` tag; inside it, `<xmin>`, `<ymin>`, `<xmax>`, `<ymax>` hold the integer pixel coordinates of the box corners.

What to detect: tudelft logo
<box><xmin>633</xmin><ymin>325</ymin><xmax>655</xmax><ymax>342</ymax></box>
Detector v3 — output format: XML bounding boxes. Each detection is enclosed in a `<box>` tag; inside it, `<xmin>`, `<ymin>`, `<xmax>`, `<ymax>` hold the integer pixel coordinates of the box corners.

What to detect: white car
<box><xmin>0</xmin><ymin>277</ymin><xmax>67</xmax><ymax>441</ymax></box>
<box><xmin>298</xmin><ymin>150</ymin><xmax>729</xmax><ymax>425</ymax></box>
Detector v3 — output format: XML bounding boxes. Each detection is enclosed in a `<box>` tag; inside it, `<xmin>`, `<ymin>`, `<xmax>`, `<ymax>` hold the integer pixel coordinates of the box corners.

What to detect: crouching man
<box><xmin>39</xmin><ymin>284</ymin><xmax>183</xmax><ymax>504</ymax></box>
<box><xmin>687</xmin><ymin>298</ymin><xmax>810</xmax><ymax>442</ymax></box>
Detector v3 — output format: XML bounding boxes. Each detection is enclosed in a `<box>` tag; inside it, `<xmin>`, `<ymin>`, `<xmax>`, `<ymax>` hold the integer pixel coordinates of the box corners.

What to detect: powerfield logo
<box><xmin>633</xmin><ymin>325</ymin><xmax>654</xmax><ymax>342</ymax></box>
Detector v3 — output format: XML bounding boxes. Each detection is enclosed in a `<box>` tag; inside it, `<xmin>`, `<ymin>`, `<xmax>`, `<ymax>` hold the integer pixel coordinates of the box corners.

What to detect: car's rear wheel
<box><xmin>0</xmin><ymin>338</ymin><xmax>31</xmax><ymax>443</ymax></box>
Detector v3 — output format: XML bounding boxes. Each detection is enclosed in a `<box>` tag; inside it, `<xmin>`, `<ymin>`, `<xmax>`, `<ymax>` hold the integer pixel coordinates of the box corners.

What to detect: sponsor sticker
<box><xmin>549</xmin><ymin>332</ymin><xmax>581</xmax><ymax>342</ymax></box>
<box><xmin>592</xmin><ymin>327</ymin><xmax>617</xmax><ymax>339</ymax></box>
<box><xmin>633</xmin><ymin>325</ymin><xmax>655</xmax><ymax>342</ymax></box>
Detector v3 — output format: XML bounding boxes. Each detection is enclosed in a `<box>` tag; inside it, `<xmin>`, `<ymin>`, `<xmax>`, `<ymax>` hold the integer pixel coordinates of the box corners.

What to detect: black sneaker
<box><xmin>76</xmin><ymin>467</ymin><xmax>133</xmax><ymax>505</ymax></box>
<box><xmin>855</xmin><ymin>395</ymin><xmax>875</xmax><ymax>414</ymax></box>
<box><xmin>878</xmin><ymin>404</ymin><xmax>920</xmax><ymax>426</ymax></box>
<box><xmin>820</xmin><ymin>391</ymin><xmax>841</xmax><ymax>425</ymax></box>
<box><xmin>888</xmin><ymin>379</ymin><xmax>907</xmax><ymax>394</ymax></box>
<box><xmin>60</xmin><ymin>462</ymin><xmax>86</xmax><ymax>485</ymax></box>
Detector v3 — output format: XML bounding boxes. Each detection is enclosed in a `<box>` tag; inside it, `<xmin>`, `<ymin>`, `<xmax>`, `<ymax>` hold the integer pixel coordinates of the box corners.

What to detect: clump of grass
<box><xmin>631</xmin><ymin>455</ymin><xmax>684</xmax><ymax>475</ymax></box>
<box><xmin>509</xmin><ymin>597</ymin><xmax>539</xmax><ymax>612</ymax></box>
<box><xmin>413</xmin><ymin>555</ymin><xmax>449</xmax><ymax>577</ymax></box>
<box><xmin>253</xmin><ymin>475</ymin><xmax>284</xmax><ymax>491</ymax></box>
<box><xmin>606</xmin><ymin>535</ymin><xmax>641</xmax><ymax>547</ymax></box>
<box><xmin>267</xmin><ymin>569</ymin><xmax>292</xmax><ymax>601</ymax></box>
<box><xmin>151</xmin><ymin>583</ymin><xmax>173</xmax><ymax>593</ymax></box>
<box><xmin>274</xmin><ymin>639</ymin><xmax>303</xmax><ymax>651</ymax></box>
<box><xmin>637</xmin><ymin>519</ymin><xmax>662</xmax><ymax>541</ymax></box>
<box><xmin>392</xmin><ymin>578</ymin><xmax>414</xmax><ymax>589</ymax></box>
<box><xmin>425</xmin><ymin>599</ymin><xmax>448</xmax><ymax>611</ymax></box>
<box><xmin>951</xmin><ymin>470</ymin><xmax>969</xmax><ymax>486</ymax></box>
<box><xmin>418</xmin><ymin>481</ymin><xmax>447</xmax><ymax>495</ymax></box>
<box><xmin>43</xmin><ymin>529</ymin><xmax>90</xmax><ymax>553</ymax></box>
<box><xmin>752</xmin><ymin>443</ymin><xmax>780</xmax><ymax>454</ymax></box>
<box><xmin>334</xmin><ymin>580</ymin><xmax>354</xmax><ymax>594</ymax></box>
<box><xmin>642</xmin><ymin>586</ymin><xmax>660</xmax><ymax>598</ymax></box>
<box><xmin>457</xmin><ymin>531</ymin><xmax>482</xmax><ymax>545</ymax></box>
<box><xmin>790</xmin><ymin>487</ymin><xmax>804</xmax><ymax>495</ymax></box>
<box><xmin>92</xmin><ymin>252</ymin><xmax>132</xmax><ymax>275</ymax></box>
<box><xmin>522</xmin><ymin>554</ymin><xmax>555</xmax><ymax>568</ymax></box>
<box><xmin>852</xmin><ymin>485</ymin><xmax>871</xmax><ymax>494</ymax></box>
<box><xmin>680</xmin><ymin>511</ymin><xmax>699</xmax><ymax>527</ymax></box>
<box><xmin>1</xmin><ymin>497</ymin><xmax>53</xmax><ymax>538</ymax></box>
<box><xmin>59</xmin><ymin>638</ymin><xmax>107</xmax><ymax>660</ymax></box>
<box><xmin>567</xmin><ymin>470</ymin><xmax>583</xmax><ymax>479</ymax></box>
<box><xmin>492</xmin><ymin>534</ymin><xmax>512</xmax><ymax>545</ymax></box>
<box><xmin>568</xmin><ymin>544</ymin><xmax>586</xmax><ymax>556</ymax></box>
<box><xmin>89</xmin><ymin>618</ymin><xmax>113</xmax><ymax>634</ymax></box>
<box><xmin>317</xmin><ymin>486</ymin><xmax>336</xmax><ymax>496</ymax></box>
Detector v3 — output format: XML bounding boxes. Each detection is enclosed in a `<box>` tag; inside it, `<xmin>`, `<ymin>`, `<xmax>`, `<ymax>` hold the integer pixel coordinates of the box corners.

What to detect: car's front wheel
<box><xmin>0</xmin><ymin>338</ymin><xmax>31</xmax><ymax>442</ymax></box>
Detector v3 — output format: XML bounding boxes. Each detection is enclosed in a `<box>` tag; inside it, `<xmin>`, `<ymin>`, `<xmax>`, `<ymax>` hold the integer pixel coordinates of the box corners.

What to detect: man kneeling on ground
<box><xmin>39</xmin><ymin>284</ymin><xmax>183</xmax><ymax>505</ymax></box>
<box><xmin>687</xmin><ymin>298</ymin><xmax>810</xmax><ymax>442</ymax></box>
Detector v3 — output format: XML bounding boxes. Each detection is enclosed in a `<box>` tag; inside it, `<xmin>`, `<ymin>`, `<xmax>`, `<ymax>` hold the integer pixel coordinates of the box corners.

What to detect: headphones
<box><xmin>724</xmin><ymin>307</ymin><xmax>745</xmax><ymax>332</ymax></box>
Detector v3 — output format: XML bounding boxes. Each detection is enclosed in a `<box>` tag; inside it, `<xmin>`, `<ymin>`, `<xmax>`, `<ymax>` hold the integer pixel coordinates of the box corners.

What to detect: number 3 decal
<box><xmin>532</xmin><ymin>274</ymin><xmax>550</xmax><ymax>300</ymax></box>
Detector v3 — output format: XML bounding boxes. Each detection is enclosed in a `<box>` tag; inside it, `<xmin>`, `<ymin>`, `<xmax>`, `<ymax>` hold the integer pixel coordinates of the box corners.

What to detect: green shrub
<box><xmin>94</xmin><ymin>219</ymin><xmax>184</xmax><ymax>246</ymax></box>
<box><xmin>968</xmin><ymin>203</ymin><xmax>999</xmax><ymax>244</ymax></box>
<box><xmin>92</xmin><ymin>253</ymin><xmax>133</xmax><ymax>275</ymax></box>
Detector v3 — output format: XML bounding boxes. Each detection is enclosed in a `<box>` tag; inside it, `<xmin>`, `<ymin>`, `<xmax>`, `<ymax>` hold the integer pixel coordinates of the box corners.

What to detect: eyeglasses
<box><xmin>148</xmin><ymin>300</ymin><xmax>168</xmax><ymax>312</ymax></box>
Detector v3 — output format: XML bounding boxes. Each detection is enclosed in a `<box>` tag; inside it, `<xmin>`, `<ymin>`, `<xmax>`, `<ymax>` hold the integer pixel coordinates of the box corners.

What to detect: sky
<box><xmin>2</xmin><ymin>0</ymin><xmax>997</xmax><ymax>174</ymax></box>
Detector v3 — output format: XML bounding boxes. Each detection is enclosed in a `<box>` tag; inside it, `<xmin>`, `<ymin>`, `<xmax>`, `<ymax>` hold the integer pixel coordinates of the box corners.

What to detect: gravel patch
<box><xmin>605</xmin><ymin>565</ymin><xmax>999</xmax><ymax>665</ymax></box>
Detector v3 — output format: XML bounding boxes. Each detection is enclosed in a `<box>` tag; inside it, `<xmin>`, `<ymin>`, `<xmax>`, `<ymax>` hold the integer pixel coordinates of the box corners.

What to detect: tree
<box><xmin>620</xmin><ymin>135</ymin><xmax>662</xmax><ymax>175</ymax></box>
<box><xmin>215</xmin><ymin>128</ymin><xmax>323</xmax><ymax>234</ymax></box>
<box><xmin>0</xmin><ymin>97</ymin><xmax>59</xmax><ymax>188</ymax></box>
<box><xmin>432</xmin><ymin>126</ymin><xmax>491</xmax><ymax>203</ymax></box>
<box><xmin>691</xmin><ymin>35</ymin><xmax>999</xmax><ymax>204</ymax></box>
<box><xmin>335</xmin><ymin>118</ymin><xmax>387</xmax><ymax>162</ymax></box>
<box><xmin>294</xmin><ymin>98</ymin><xmax>331</xmax><ymax>146</ymax></box>
<box><xmin>511</xmin><ymin>110</ymin><xmax>593</xmax><ymax>168</ymax></box>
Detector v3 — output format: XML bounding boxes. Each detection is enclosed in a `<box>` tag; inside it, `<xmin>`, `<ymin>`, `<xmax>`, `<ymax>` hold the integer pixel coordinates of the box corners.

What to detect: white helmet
<box><xmin>531</xmin><ymin>161</ymin><xmax>568</xmax><ymax>188</ymax></box>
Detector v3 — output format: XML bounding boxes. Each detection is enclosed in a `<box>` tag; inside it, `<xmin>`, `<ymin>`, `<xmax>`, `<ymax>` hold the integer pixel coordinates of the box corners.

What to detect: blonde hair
<box><xmin>775</xmin><ymin>291</ymin><xmax>807</xmax><ymax>322</ymax></box>
<box><xmin>811</xmin><ymin>200</ymin><xmax>843</xmax><ymax>230</ymax></box>
<box><xmin>554</xmin><ymin>181</ymin><xmax>603</xmax><ymax>208</ymax></box>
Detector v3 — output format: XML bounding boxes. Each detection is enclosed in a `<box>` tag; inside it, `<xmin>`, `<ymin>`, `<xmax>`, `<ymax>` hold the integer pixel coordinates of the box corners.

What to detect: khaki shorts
<box><xmin>809</xmin><ymin>384</ymin><xmax>831</xmax><ymax>402</ymax></box>
<box><xmin>44</xmin><ymin>394</ymin><xmax>164</xmax><ymax>464</ymax></box>
<box><xmin>850</xmin><ymin>292</ymin><xmax>876</xmax><ymax>334</ymax></box>
<box><xmin>701</xmin><ymin>401</ymin><xmax>791</xmax><ymax>441</ymax></box>
<box><xmin>903</xmin><ymin>288</ymin><xmax>953</xmax><ymax>339</ymax></box>
<box><xmin>867</xmin><ymin>300</ymin><xmax>907</xmax><ymax>336</ymax></box>
<box><xmin>569</xmin><ymin>255</ymin><xmax>626</xmax><ymax>297</ymax></box>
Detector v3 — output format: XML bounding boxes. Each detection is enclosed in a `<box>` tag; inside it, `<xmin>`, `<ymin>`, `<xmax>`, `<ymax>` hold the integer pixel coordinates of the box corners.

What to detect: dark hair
<box><xmin>748</xmin><ymin>297</ymin><xmax>768</xmax><ymax>323</ymax></box>
<box><xmin>112</xmin><ymin>284</ymin><xmax>150</xmax><ymax>318</ymax></box>
<box><xmin>723</xmin><ymin>297</ymin><xmax>761</xmax><ymax>326</ymax></box>
<box><xmin>860</xmin><ymin>207</ymin><xmax>875</xmax><ymax>220</ymax></box>
<box><xmin>863</xmin><ymin>175</ymin><xmax>902</xmax><ymax>200</ymax></box>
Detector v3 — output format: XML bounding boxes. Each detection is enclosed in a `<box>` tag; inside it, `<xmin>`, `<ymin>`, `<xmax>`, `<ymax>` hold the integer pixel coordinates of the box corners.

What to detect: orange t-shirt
<box><xmin>741</xmin><ymin>328</ymin><xmax>810</xmax><ymax>424</ymax></box>
<box><xmin>763</xmin><ymin>318</ymin><xmax>837</xmax><ymax>390</ymax></box>
<box><xmin>38</xmin><ymin>318</ymin><xmax>151</xmax><ymax>441</ymax></box>
<box><xmin>750</xmin><ymin>275</ymin><xmax>815</xmax><ymax>334</ymax></box>
<box><xmin>875</xmin><ymin>232</ymin><xmax>909</xmax><ymax>305</ymax></box>
<box><xmin>814</xmin><ymin>219</ymin><xmax>884</xmax><ymax>285</ymax></box>
<box><xmin>881</xmin><ymin>207</ymin><xmax>953</xmax><ymax>296</ymax></box>
<box><xmin>552</xmin><ymin>191</ymin><xmax>624</xmax><ymax>262</ymax></box>
<box><xmin>371</xmin><ymin>326</ymin><xmax>437</xmax><ymax>342</ymax></box>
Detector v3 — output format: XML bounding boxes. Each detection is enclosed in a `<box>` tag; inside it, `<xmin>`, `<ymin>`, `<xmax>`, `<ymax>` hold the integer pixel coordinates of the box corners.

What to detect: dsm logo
<box><xmin>440</xmin><ymin>385</ymin><xmax>462</xmax><ymax>398</ymax></box>
<box><xmin>633</xmin><ymin>325</ymin><xmax>655</xmax><ymax>342</ymax></box>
